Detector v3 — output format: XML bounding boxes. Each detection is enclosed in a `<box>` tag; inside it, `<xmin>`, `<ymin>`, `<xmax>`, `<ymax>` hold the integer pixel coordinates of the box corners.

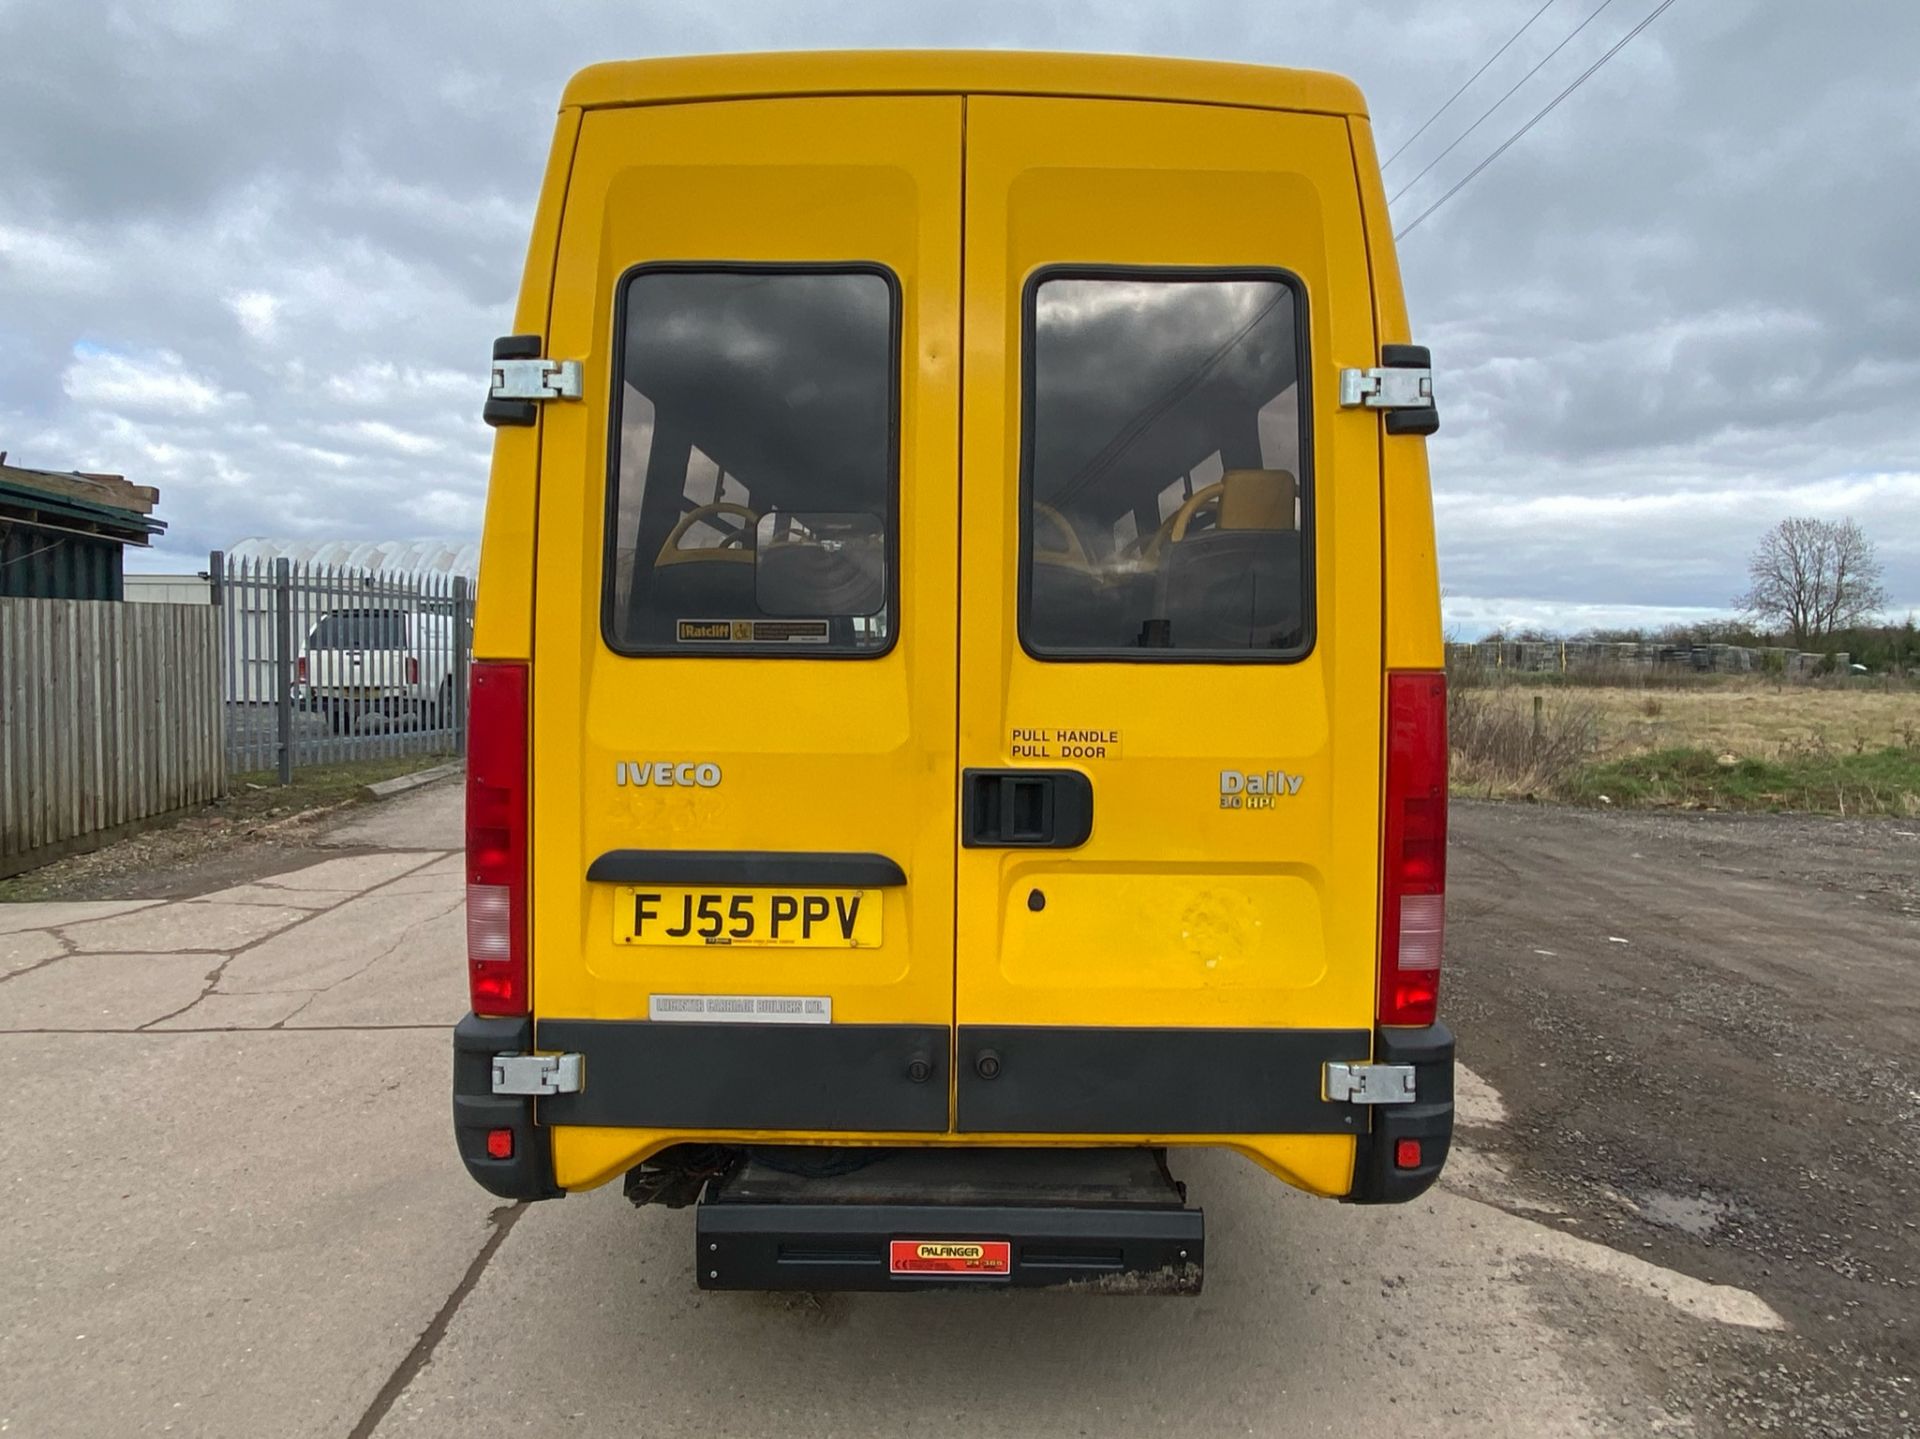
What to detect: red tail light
<box><xmin>1380</xmin><ymin>670</ymin><xmax>1447</xmax><ymax>1026</ymax></box>
<box><xmin>467</xmin><ymin>661</ymin><xmax>529</xmax><ymax>1016</ymax></box>
<box><xmin>407</xmin><ymin>655</ymin><xmax>420</xmax><ymax>685</ymax></box>
<box><xmin>296</xmin><ymin>657</ymin><xmax>308</xmax><ymax>684</ymax></box>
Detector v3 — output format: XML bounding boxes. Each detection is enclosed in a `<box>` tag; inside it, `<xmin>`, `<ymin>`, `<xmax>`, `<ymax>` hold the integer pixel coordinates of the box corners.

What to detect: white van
<box><xmin>299</xmin><ymin>607</ymin><xmax>463</xmax><ymax>733</ymax></box>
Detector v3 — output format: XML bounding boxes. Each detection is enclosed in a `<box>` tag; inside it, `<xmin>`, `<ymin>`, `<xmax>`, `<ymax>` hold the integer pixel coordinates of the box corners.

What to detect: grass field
<box><xmin>1452</xmin><ymin>676</ymin><xmax>1920</xmax><ymax>816</ymax></box>
<box><xmin>1571</xmin><ymin>682</ymin><xmax>1920</xmax><ymax>759</ymax></box>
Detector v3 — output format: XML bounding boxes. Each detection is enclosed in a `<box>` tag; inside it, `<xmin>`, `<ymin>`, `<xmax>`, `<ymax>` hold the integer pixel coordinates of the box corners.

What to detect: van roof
<box><xmin>561</xmin><ymin>51</ymin><xmax>1367</xmax><ymax>119</ymax></box>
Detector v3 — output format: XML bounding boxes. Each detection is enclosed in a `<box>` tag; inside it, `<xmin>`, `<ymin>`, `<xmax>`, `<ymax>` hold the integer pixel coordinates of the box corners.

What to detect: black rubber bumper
<box><xmin>534</xmin><ymin>1018</ymin><xmax>1371</xmax><ymax>1135</ymax></box>
<box><xmin>1344</xmin><ymin>1020</ymin><xmax>1454</xmax><ymax>1205</ymax></box>
<box><xmin>453</xmin><ymin>1013</ymin><xmax>563</xmax><ymax>1202</ymax></box>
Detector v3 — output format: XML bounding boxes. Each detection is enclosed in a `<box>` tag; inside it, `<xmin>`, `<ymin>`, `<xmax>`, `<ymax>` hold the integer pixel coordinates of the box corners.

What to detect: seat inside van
<box><xmin>640</xmin><ymin>503</ymin><xmax>758</xmax><ymax>644</ymax></box>
<box><xmin>1030</xmin><ymin>501</ymin><xmax>1135</xmax><ymax>649</ymax></box>
<box><xmin>1157</xmin><ymin>468</ymin><xmax>1304</xmax><ymax>650</ymax></box>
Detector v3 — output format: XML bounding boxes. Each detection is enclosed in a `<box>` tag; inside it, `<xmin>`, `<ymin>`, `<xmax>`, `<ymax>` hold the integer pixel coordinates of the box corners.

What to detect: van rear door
<box><xmin>531</xmin><ymin>97</ymin><xmax>964</xmax><ymax>1186</ymax></box>
<box><xmin>954</xmin><ymin>98</ymin><xmax>1383</xmax><ymax>1191</ymax></box>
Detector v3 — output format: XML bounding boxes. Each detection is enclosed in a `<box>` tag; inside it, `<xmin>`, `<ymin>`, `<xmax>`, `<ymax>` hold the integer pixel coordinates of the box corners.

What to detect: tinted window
<box><xmin>308</xmin><ymin>611</ymin><xmax>407</xmax><ymax>650</ymax></box>
<box><xmin>1023</xmin><ymin>272</ymin><xmax>1308</xmax><ymax>657</ymax></box>
<box><xmin>606</xmin><ymin>268</ymin><xmax>897</xmax><ymax>655</ymax></box>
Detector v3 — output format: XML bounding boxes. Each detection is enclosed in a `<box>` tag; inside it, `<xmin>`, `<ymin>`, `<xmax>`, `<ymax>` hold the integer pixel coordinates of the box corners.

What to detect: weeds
<box><xmin>1449</xmin><ymin>688</ymin><xmax>1598</xmax><ymax>798</ymax></box>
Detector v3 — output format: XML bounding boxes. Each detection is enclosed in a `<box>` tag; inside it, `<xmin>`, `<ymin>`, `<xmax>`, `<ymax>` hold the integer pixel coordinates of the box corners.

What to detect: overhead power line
<box><xmin>1395</xmin><ymin>0</ymin><xmax>1686</xmax><ymax>241</ymax></box>
<box><xmin>1388</xmin><ymin>0</ymin><xmax>1621</xmax><ymax>207</ymax></box>
<box><xmin>1382</xmin><ymin>0</ymin><xmax>1561</xmax><ymax>170</ymax></box>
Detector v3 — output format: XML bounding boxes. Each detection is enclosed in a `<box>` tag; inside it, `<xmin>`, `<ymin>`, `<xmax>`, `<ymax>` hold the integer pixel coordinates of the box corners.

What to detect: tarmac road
<box><xmin>1</xmin><ymin>786</ymin><xmax>1912</xmax><ymax>1437</ymax></box>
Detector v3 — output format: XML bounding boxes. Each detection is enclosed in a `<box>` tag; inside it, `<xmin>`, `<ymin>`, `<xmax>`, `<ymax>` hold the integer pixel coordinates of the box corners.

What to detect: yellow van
<box><xmin>455</xmin><ymin>51</ymin><xmax>1450</xmax><ymax>1292</ymax></box>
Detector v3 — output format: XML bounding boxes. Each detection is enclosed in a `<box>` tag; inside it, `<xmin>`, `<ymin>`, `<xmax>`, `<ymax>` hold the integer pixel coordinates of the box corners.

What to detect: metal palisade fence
<box><xmin>211</xmin><ymin>551</ymin><xmax>470</xmax><ymax>780</ymax></box>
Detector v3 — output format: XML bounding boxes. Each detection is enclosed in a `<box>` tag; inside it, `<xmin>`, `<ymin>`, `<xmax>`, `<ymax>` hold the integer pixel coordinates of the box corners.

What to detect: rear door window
<box><xmin>1020</xmin><ymin>269</ymin><xmax>1310</xmax><ymax>658</ymax></box>
<box><xmin>604</xmin><ymin>266</ymin><xmax>899</xmax><ymax>656</ymax></box>
<box><xmin>308</xmin><ymin>611</ymin><xmax>408</xmax><ymax>650</ymax></box>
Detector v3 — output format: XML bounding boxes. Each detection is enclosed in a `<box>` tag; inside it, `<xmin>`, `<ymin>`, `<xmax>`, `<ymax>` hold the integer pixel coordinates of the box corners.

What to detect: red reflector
<box><xmin>1394</xmin><ymin>1138</ymin><xmax>1423</xmax><ymax>1170</ymax></box>
<box><xmin>1380</xmin><ymin>671</ymin><xmax>1448</xmax><ymax>1027</ymax></box>
<box><xmin>486</xmin><ymin>1127</ymin><xmax>514</xmax><ymax>1160</ymax></box>
<box><xmin>467</xmin><ymin>661</ymin><xmax>530</xmax><ymax>1017</ymax></box>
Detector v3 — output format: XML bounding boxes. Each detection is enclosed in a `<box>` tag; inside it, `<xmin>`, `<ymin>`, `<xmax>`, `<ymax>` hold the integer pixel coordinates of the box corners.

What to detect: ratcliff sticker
<box><xmin>1010</xmin><ymin>726</ymin><xmax>1122</xmax><ymax>759</ymax></box>
<box><xmin>677</xmin><ymin>618</ymin><xmax>831</xmax><ymax>644</ymax></box>
<box><xmin>889</xmin><ymin>1239</ymin><xmax>1012</xmax><ymax>1278</ymax></box>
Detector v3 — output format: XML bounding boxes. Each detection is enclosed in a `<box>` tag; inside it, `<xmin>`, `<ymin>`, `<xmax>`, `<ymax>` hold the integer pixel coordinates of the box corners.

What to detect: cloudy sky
<box><xmin>3</xmin><ymin>0</ymin><xmax>1916</xmax><ymax>635</ymax></box>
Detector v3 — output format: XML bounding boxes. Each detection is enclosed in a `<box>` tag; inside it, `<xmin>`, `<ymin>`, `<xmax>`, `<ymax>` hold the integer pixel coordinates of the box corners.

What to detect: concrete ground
<box><xmin>0</xmin><ymin>784</ymin><xmax>1910</xmax><ymax>1437</ymax></box>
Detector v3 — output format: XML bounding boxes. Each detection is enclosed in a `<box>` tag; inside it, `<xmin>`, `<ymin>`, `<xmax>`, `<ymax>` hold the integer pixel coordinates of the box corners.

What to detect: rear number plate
<box><xmin>614</xmin><ymin>886</ymin><xmax>881</xmax><ymax>948</ymax></box>
<box><xmin>889</xmin><ymin>1239</ymin><xmax>1011</xmax><ymax>1278</ymax></box>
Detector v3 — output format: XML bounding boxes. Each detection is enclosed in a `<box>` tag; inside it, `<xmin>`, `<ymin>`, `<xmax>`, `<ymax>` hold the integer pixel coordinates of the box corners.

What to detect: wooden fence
<box><xmin>0</xmin><ymin>598</ymin><xmax>225</xmax><ymax>878</ymax></box>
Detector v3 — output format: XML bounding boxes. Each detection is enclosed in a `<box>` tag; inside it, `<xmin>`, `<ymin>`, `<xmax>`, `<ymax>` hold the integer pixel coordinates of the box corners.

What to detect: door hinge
<box><xmin>485</xmin><ymin>333</ymin><xmax>583</xmax><ymax>428</ymax></box>
<box><xmin>491</xmin><ymin>1052</ymin><xmax>583</xmax><ymax>1097</ymax></box>
<box><xmin>1338</xmin><ymin>366</ymin><xmax>1433</xmax><ymax>411</ymax></box>
<box><xmin>1338</xmin><ymin>342</ymin><xmax>1439</xmax><ymax>435</ymax></box>
<box><xmin>1325</xmin><ymin>1061</ymin><xmax>1417</xmax><ymax>1105</ymax></box>
<box><xmin>490</xmin><ymin>358</ymin><xmax>583</xmax><ymax>402</ymax></box>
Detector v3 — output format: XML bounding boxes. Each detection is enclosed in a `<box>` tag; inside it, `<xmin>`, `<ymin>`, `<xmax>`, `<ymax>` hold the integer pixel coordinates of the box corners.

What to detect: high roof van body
<box><xmin>456</xmin><ymin>51</ymin><xmax>1451</xmax><ymax>1292</ymax></box>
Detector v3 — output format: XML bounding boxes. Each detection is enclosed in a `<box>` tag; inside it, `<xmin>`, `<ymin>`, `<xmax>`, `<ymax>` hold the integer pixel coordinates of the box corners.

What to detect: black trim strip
<box><xmin>956</xmin><ymin>1025</ymin><xmax>1370</xmax><ymax>1134</ymax></box>
<box><xmin>585</xmin><ymin>850</ymin><xmax>906</xmax><ymax>887</ymax></box>
<box><xmin>538</xmin><ymin>1019</ymin><xmax>949</xmax><ymax>1132</ymax></box>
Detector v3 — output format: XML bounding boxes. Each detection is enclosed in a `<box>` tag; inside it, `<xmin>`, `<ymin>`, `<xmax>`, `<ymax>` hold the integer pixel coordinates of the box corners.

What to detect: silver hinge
<box><xmin>489</xmin><ymin>358</ymin><xmax>583</xmax><ymax>403</ymax></box>
<box><xmin>1325</xmin><ymin>1061</ymin><xmax>1417</xmax><ymax>1105</ymax></box>
<box><xmin>1338</xmin><ymin>366</ymin><xmax>1434</xmax><ymax>412</ymax></box>
<box><xmin>491</xmin><ymin>1052</ymin><xmax>583</xmax><ymax>1096</ymax></box>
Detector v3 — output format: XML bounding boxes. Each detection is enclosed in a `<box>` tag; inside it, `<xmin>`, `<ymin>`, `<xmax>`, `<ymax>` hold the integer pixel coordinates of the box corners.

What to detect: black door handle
<box><xmin>962</xmin><ymin>769</ymin><xmax>1093</xmax><ymax>849</ymax></box>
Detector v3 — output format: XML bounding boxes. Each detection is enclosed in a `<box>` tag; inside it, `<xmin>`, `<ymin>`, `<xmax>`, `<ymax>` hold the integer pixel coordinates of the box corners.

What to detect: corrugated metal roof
<box><xmin>224</xmin><ymin>538</ymin><xmax>480</xmax><ymax>578</ymax></box>
<box><xmin>0</xmin><ymin>474</ymin><xmax>166</xmax><ymax>543</ymax></box>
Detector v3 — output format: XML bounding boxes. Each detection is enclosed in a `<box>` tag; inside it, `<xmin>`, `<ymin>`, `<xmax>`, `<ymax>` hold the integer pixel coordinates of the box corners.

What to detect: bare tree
<box><xmin>1736</xmin><ymin>517</ymin><xmax>1887</xmax><ymax>648</ymax></box>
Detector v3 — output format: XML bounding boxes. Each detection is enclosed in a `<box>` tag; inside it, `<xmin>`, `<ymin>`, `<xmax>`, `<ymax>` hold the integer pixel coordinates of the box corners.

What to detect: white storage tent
<box><xmin>224</xmin><ymin>538</ymin><xmax>480</xmax><ymax>580</ymax></box>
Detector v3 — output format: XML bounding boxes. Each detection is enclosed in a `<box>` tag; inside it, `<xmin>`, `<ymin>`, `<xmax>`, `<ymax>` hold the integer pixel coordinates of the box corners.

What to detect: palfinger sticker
<box><xmin>889</xmin><ymin>1239</ymin><xmax>1012</xmax><ymax>1278</ymax></box>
